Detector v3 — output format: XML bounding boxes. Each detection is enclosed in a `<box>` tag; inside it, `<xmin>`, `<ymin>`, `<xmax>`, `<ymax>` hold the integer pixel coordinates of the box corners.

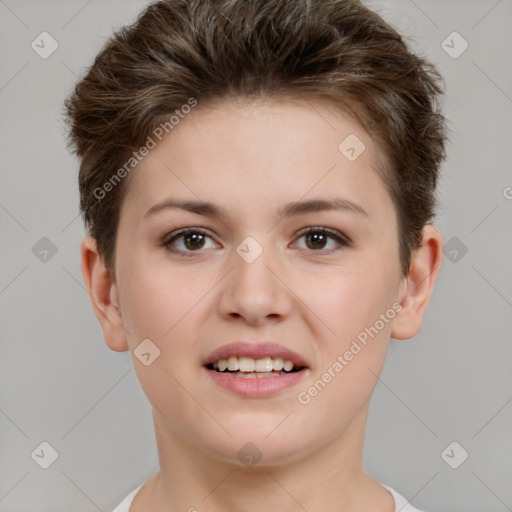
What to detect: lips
<box><xmin>203</xmin><ymin>341</ymin><xmax>310</xmax><ymax>369</ymax></box>
<box><xmin>202</xmin><ymin>341</ymin><xmax>310</xmax><ymax>397</ymax></box>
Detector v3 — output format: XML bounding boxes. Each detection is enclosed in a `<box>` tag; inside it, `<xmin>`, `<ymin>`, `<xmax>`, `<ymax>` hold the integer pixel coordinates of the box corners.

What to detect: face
<box><xmin>111</xmin><ymin>97</ymin><xmax>407</xmax><ymax>465</ymax></box>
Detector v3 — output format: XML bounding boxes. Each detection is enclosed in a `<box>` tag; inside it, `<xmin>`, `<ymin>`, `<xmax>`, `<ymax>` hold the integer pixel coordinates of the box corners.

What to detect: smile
<box><xmin>207</xmin><ymin>356</ymin><xmax>303</xmax><ymax>375</ymax></box>
<box><xmin>203</xmin><ymin>341</ymin><xmax>310</xmax><ymax>397</ymax></box>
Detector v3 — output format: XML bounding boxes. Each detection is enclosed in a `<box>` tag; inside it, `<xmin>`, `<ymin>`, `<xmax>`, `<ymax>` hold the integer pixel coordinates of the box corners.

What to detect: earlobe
<box><xmin>391</xmin><ymin>225</ymin><xmax>443</xmax><ymax>340</ymax></box>
<box><xmin>80</xmin><ymin>236</ymin><xmax>129</xmax><ymax>352</ymax></box>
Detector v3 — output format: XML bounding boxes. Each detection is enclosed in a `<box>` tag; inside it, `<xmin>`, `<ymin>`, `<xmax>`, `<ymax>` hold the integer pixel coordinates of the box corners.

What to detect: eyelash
<box><xmin>161</xmin><ymin>226</ymin><xmax>350</xmax><ymax>257</ymax></box>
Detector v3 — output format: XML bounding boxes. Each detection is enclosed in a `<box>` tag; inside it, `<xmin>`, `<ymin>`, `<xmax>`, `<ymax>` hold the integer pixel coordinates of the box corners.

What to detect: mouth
<box><xmin>206</xmin><ymin>356</ymin><xmax>306</xmax><ymax>378</ymax></box>
<box><xmin>203</xmin><ymin>342</ymin><xmax>310</xmax><ymax>397</ymax></box>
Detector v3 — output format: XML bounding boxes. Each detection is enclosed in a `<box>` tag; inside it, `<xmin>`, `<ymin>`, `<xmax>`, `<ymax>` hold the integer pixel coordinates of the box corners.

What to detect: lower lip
<box><xmin>203</xmin><ymin>367</ymin><xmax>308</xmax><ymax>398</ymax></box>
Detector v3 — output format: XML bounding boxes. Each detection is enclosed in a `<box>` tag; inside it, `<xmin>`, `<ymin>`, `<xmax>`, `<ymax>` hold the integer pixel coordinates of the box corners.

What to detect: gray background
<box><xmin>0</xmin><ymin>0</ymin><xmax>511</xmax><ymax>510</ymax></box>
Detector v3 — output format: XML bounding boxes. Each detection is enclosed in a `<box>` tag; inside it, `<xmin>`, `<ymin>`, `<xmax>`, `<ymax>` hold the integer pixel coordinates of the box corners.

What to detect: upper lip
<box><xmin>203</xmin><ymin>342</ymin><xmax>309</xmax><ymax>368</ymax></box>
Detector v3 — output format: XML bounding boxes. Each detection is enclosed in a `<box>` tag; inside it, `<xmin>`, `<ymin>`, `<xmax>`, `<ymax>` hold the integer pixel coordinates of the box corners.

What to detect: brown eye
<box><xmin>163</xmin><ymin>228</ymin><xmax>217</xmax><ymax>255</ymax></box>
<box><xmin>305</xmin><ymin>231</ymin><xmax>328</xmax><ymax>250</ymax></box>
<box><xmin>182</xmin><ymin>232</ymin><xmax>206</xmax><ymax>250</ymax></box>
<box><xmin>295</xmin><ymin>227</ymin><xmax>349</xmax><ymax>252</ymax></box>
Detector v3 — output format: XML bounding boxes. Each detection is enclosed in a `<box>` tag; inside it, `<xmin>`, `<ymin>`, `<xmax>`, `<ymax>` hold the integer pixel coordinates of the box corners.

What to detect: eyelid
<box><xmin>294</xmin><ymin>226</ymin><xmax>351</xmax><ymax>246</ymax></box>
<box><xmin>162</xmin><ymin>226</ymin><xmax>211</xmax><ymax>243</ymax></box>
<box><xmin>162</xmin><ymin>225</ymin><xmax>350</xmax><ymax>256</ymax></box>
<box><xmin>162</xmin><ymin>227</ymin><xmax>216</xmax><ymax>249</ymax></box>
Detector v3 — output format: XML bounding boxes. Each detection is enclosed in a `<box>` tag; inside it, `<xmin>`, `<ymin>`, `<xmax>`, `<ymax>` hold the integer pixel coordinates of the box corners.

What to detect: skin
<box><xmin>81</xmin><ymin>96</ymin><xmax>443</xmax><ymax>511</ymax></box>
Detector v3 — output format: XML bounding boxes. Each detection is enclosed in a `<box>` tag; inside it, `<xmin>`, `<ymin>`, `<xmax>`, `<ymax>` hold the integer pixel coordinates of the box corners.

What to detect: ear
<box><xmin>80</xmin><ymin>236</ymin><xmax>128</xmax><ymax>352</ymax></box>
<box><xmin>391</xmin><ymin>225</ymin><xmax>443</xmax><ymax>340</ymax></box>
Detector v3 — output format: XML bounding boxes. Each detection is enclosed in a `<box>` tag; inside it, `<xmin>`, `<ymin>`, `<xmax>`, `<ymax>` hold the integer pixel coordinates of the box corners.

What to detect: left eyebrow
<box><xmin>279</xmin><ymin>198</ymin><xmax>369</xmax><ymax>218</ymax></box>
<box><xmin>144</xmin><ymin>197</ymin><xmax>369</xmax><ymax>221</ymax></box>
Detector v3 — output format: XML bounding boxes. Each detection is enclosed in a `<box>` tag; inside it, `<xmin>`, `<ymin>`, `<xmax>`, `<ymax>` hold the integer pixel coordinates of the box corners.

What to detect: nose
<box><xmin>217</xmin><ymin>240</ymin><xmax>292</xmax><ymax>326</ymax></box>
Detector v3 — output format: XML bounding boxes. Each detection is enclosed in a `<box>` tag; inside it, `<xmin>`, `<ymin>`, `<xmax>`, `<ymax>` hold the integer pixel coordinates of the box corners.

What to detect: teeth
<box><xmin>238</xmin><ymin>357</ymin><xmax>255</xmax><ymax>372</ymax></box>
<box><xmin>283</xmin><ymin>360</ymin><xmax>294</xmax><ymax>372</ymax></box>
<box><xmin>272</xmin><ymin>357</ymin><xmax>284</xmax><ymax>371</ymax></box>
<box><xmin>211</xmin><ymin>356</ymin><xmax>299</xmax><ymax>373</ymax></box>
<box><xmin>227</xmin><ymin>356</ymin><xmax>238</xmax><ymax>371</ymax></box>
<box><xmin>255</xmin><ymin>357</ymin><xmax>273</xmax><ymax>372</ymax></box>
<box><xmin>233</xmin><ymin>372</ymin><xmax>286</xmax><ymax>378</ymax></box>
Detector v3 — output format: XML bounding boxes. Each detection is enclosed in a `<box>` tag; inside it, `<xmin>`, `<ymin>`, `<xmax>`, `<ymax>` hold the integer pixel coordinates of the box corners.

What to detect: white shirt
<box><xmin>112</xmin><ymin>482</ymin><xmax>425</xmax><ymax>511</ymax></box>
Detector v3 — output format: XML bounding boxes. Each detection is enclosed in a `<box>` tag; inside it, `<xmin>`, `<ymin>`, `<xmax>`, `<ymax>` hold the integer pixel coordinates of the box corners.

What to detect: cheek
<box><xmin>119</xmin><ymin>265</ymin><xmax>210</xmax><ymax>434</ymax></box>
<box><xmin>295</xmin><ymin>261</ymin><xmax>398</xmax><ymax>395</ymax></box>
<box><xmin>119</xmin><ymin>258</ymin><xmax>209</xmax><ymax>345</ymax></box>
<box><xmin>293</xmin><ymin>260</ymin><xmax>399</xmax><ymax>416</ymax></box>
<box><xmin>296</xmin><ymin>264</ymin><xmax>397</xmax><ymax>343</ymax></box>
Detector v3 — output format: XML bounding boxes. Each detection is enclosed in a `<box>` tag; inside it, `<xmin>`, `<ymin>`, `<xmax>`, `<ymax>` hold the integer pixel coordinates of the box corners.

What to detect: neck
<box><xmin>132</xmin><ymin>404</ymin><xmax>394</xmax><ymax>512</ymax></box>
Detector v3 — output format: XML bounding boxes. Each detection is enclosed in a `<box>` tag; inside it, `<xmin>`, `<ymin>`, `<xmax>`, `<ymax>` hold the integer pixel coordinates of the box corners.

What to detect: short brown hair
<box><xmin>64</xmin><ymin>0</ymin><xmax>448</xmax><ymax>278</ymax></box>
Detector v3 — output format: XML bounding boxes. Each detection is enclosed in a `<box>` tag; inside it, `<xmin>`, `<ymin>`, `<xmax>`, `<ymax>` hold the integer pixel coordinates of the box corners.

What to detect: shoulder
<box><xmin>111</xmin><ymin>483</ymin><xmax>144</xmax><ymax>512</ymax></box>
<box><xmin>381</xmin><ymin>484</ymin><xmax>428</xmax><ymax>512</ymax></box>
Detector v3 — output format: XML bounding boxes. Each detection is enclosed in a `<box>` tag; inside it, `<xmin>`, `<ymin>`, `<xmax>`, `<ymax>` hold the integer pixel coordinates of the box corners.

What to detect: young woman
<box><xmin>64</xmin><ymin>1</ymin><xmax>447</xmax><ymax>510</ymax></box>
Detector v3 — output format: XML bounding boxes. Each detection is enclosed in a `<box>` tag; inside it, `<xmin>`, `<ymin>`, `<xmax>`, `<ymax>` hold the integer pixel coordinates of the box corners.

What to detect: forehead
<box><xmin>121</xmin><ymin>96</ymin><xmax>393</xmax><ymax>222</ymax></box>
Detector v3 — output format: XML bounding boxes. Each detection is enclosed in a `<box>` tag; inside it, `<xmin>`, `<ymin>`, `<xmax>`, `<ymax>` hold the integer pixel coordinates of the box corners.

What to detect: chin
<box><xmin>195</xmin><ymin>422</ymin><xmax>313</xmax><ymax>468</ymax></box>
